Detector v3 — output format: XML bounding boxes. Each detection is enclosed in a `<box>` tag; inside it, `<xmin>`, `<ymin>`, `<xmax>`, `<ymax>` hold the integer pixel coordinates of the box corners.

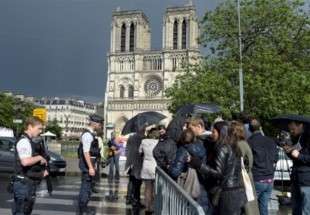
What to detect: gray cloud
<box><xmin>0</xmin><ymin>0</ymin><xmax>220</xmax><ymax>102</ymax></box>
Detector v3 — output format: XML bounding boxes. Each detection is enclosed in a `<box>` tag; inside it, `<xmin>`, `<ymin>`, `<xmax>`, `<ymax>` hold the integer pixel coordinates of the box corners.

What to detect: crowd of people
<box><xmin>10</xmin><ymin>113</ymin><xmax>309</xmax><ymax>215</ymax></box>
<box><xmin>123</xmin><ymin>114</ymin><xmax>310</xmax><ymax>215</ymax></box>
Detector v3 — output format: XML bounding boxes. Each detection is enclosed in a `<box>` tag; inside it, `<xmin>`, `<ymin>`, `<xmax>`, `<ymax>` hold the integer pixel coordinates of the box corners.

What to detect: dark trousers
<box><xmin>131</xmin><ymin>175</ymin><xmax>142</xmax><ymax>206</ymax></box>
<box><xmin>12</xmin><ymin>180</ymin><xmax>36</xmax><ymax>215</ymax></box>
<box><xmin>291</xmin><ymin>180</ymin><xmax>310</xmax><ymax>215</ymax></box>
<box><xmin>92</xmin><ymin>158</ymin><xmax>101</xmax><ymax>189</ymax></box>
<box><xmin>126</xmin><ymin>176</ymin><xmax>133</xmax><ymax>201</ymax></box>
<box><xmin>78</xmin><ymin>173</ymin><xmax>92</xmax><ymax>211</ymax></box>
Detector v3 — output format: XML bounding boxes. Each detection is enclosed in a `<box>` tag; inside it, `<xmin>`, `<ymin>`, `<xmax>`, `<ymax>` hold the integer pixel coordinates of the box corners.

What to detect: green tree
<box><xmin>45</xmin><ymin>119</ymin><xmax>62</xmax><ymax>139</ymax></box>
<box><xmin>0</xmin><ymin>94</ymin><xmax>36</xmax><ymax>132</ymax></box>
<box><xmin>166</xmin><ymin>0</ymin><xmax>310</xmax><ymax>124</ymax></box>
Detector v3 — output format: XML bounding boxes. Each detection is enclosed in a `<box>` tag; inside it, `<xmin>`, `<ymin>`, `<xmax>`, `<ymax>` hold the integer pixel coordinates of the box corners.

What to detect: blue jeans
<box><xmin>108</xmin><ymin>155</ymin><xmax>120</xmax><ymax>183</ymax></box>
<box><xmin>255</xmin><ymin>182</ymin><xmax>273</xmax><ymax>215</ymax></box>
<box><xmin>12</xmin><ymin>180</ymin><xmax>36</xmax><ymax>215</ymax></box>
<box><xmin>291</xmin><ymin>181</ymin><xmax>310</xmax><ymax>215</ymax></box>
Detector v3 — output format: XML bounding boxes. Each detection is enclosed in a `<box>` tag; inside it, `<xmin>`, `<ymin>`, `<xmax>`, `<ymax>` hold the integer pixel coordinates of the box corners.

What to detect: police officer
<box><xmin>12</xmin><ymin>116</ymin><xmax>48</xmax><ymax>215</ymax></box>
<box><xmin>78</xmin><ymin>114</ymin><xmax>103</xmax><ymax>215</ymax></box>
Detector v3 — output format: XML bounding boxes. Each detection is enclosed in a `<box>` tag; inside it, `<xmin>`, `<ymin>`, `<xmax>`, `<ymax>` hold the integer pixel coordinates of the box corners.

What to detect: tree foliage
<box><xmin>45</xmin><ymin>119</ymin><xmax>63</xmax><ymax>139</ymax></box>
<box><xmin>166</xmin><ymin>0</ymin><xmax>310</xmax><ymax>123</ymax></box>
<box><xmin>0</xmin><ymin>93</ymin><xmax>35</xmax><ymax>130</ymax></box>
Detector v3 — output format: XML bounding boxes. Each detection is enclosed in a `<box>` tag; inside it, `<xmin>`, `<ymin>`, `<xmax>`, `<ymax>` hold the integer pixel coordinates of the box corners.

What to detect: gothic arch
<box><xmin>173</xmin><ymin>19</ymin><xmax>178</xmax><ymax>50</ymax></box>
<box><xmin>119</xmin><ymin>85</ymin><xmax>125</xmax><ymax>98</ymax></box>
<box><xmin>128</xmin><ymin>84</ymin><xmax>134</xmax><ymax>98</ymax></box>
<box><xmin>182</xmin><ymin>19</ymin><xmax>187</xmax><ymax>49</ymax></box>
<box><xmin>129</xmin><ymin>22</ymin><xmax>135</xmax><ymax>52</ymax></box>
<box><xmin>121</xmin><ymin>23</ymin><xmax>126</xmax><ymax>52</ymax></box>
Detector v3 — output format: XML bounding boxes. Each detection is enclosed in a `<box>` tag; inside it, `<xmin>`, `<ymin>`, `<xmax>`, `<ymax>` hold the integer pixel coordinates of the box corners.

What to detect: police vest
<box><xmin>15</xmin><ymin>134</ymin><xmax>45</xmax><ymax>180</ymax></box>
<box><xmin>78</xmin><ymin>130</ymin><xmax>100</xmax><ymax>166</ymax></box>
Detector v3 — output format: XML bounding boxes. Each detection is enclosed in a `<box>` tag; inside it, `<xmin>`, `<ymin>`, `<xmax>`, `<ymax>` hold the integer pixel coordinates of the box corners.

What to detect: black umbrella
<box><xmin>121</xmin><ymin>111</ymin><xmax>166</xmax><ymax>135</ymax></box>
<box><xmin>175</xmin><ymin>103</ymin><xmax>220</xmax><ymax>117</ymax></box>
<box><xmin>167</xmin><ymin>103</ymin><xmax>220</xmax><ymax>141</ymax></box>
<box><xmin>271</xmin><ymin>114</ymin><xmax>310</xmax><ymax>131</ymax></box>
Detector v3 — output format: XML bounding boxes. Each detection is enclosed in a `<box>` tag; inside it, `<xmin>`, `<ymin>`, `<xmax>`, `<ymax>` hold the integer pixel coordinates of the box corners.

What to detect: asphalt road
<box><xmin>0</xmin><ymin>173</ymin><xmax>291</xmax><ymax>215</ymax></box>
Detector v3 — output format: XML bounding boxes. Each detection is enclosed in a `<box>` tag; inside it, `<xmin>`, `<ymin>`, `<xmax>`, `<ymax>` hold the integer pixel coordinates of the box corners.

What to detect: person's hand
<box><xmin>111</xmin><ymin>146</ymin><xmax>116</xmax><ymax>151</ymax></box>
<box><xmin>189</xmin><ymin>156</ymin><xmax>202</xmax><ymax>169</ymax></box>
<box><xmin>43</xmin><ymin>170</ymin><xmax>49</xmax><ymax>177</ymax></box>
<box><xmin>40</xmin><ymin>156</ymin><xmax>47</xmax><ymax>165</ymax></box>
<box><xmin>283</xmin><ymin>145</ymin><xmax>294</xmax><ymax>154</ymax></box>
<box><xmin>291</xmin><ymin>150</ymin><xmax>300</xmax><ymax>159</ymax></box>
<box><xmin>89</xmin><ymin>168</ymin><xmax>95</xmax><ymax>176</ymax></box>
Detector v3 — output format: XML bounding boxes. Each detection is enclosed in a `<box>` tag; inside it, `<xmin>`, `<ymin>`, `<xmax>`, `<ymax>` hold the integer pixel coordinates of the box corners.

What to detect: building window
<box><xmin>120</xmin><ymin>85</ymin><xmax>125</xmax><ymax>98</ymax></box>
<box><xmin>128</xmin><ymin>85</ymin><xmax>134</xmax><ymax>98</ymax></box>
<box><xmin>172</xmin><ymin>57</ymin><xmax>177</xmax><ymax>71</ymax></box>
<box><xmin>119</xmin><ymin>60</ymin><xmax>124</xmax><ymax>71</ymax></box>
<box><xmin>182</xmin><ymin>19</ymin><xmax>187</xmax><ymax>49</ymax></box>
<box><xmin>173</xmin><ymin>20</ymin><xmax>178</xmax><ymax>50</ymax></box>
<box><xmin>129</xmin><ymin>23</ymin><xmax>135</xmax><ymax>52</ymax></box>
<box><xmin>121</xmin><ymin>23</ymin><xmax>126</xmax><ymax>52</ymax></box>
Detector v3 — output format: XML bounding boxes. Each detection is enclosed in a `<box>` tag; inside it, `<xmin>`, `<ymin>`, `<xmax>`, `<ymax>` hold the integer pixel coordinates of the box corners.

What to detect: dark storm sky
<box><xmin>0</xmin><ymin>0</ymin><xmax>221</xmax><ymax>102</ymax></box>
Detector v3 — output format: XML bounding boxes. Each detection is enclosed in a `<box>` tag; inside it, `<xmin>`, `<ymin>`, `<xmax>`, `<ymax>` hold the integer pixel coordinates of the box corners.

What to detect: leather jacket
<box><xmin>199</xmin><ymin>143</ymin><xmax>243</xmax><ymax>189</ymax></box>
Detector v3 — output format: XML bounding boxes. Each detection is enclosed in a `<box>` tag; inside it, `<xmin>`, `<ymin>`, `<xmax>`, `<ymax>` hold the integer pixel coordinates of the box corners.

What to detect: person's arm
<box><xmin>21</xmin><ymin>156</ymin><xmax>46</xmax><ymax>167</ymax></box>
<box><xmin>292</xmin><ymin>150</ymin><xmax>310</xmax><ymax>164</ymax></box>
<box><xmin>17</xmin><ymin>138</ymin><xmax>46</xmax><ymax>167</ymax></box>
<box><xmin>82</xmin><ymin>133</ymin><xmax>95</xmax><ymax>175</ymax></box>
<box><xmin>169</xmin><ymin>149</ymin><xmax>188</xmax><ymax>180</ymax></box>
<box><xmin>84</xmin><ymin>152</ymin><xmax>95</xmax><ymax>169</ymax></box>
<box><xmin>190</xmin><ymin>145</ymin><xmax>226</xmax><ymax>180</ymax></box>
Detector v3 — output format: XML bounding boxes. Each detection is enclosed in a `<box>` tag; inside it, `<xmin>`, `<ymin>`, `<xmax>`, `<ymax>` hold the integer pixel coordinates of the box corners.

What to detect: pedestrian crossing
<box><xmin>1</xmin><ymin>177</ymin><xmax>137</xmax><ymax>215</ymax></box>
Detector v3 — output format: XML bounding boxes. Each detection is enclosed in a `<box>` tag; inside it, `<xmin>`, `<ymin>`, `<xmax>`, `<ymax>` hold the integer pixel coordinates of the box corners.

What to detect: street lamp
<box><xmin>237</xmin><ymin>0</ymin><xmax>244</xmax><ymax>112</ymax></box>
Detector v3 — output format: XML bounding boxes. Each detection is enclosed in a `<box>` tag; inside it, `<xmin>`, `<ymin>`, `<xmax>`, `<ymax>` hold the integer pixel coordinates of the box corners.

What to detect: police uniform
<box><xmin>78</xmin><ymin>115</ymin><xmax>102</xmax><ymax>214</ymax></box>
<box><xmin>12</xmin><ymin>134</ymin><xmax>45</xmax><ymax>215</ymax></box>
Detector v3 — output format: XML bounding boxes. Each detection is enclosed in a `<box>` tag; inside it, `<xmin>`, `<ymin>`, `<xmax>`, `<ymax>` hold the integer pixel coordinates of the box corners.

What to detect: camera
<box><xmin>277</xmin><ymin>130</ymin><xmax>293</xmax><ymax>147</ymax></box>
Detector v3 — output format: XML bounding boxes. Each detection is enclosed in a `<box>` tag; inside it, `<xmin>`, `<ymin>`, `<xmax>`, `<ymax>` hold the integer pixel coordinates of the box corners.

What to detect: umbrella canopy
<box><xmin>121</xmin><ymin>111</ymin><xmax>166</xmax><ymax>135</ymax></box>
<box><xmin>175</xmin><ymin>103</ymin><xmax>220</xmax><ymax>117</ymax></box>
<box><xmin>271</xmin><ymin>114</ymin><xmax>310</xmax><ymax>131</ymax></box>
<box><xmin>41</xmin><ymin>131</ymin><xmax>56</xmax><ymax>137</ymax></box>
<box><xmin>167</xmin><ymin>103</ymin><xmax>220</xmax><ymax>142</ymax></box>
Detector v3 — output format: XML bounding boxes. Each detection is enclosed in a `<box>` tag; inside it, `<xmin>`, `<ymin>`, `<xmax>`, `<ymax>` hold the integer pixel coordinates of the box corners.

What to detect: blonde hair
<box><xmin>188</xmin><ymin>117</ymin><xmax>205</xmax><ymax>128</ymax></box>
<box><xmin>24</xmin><ymin>116</ymin><xmax>44</xmax><ymax>130</ymax></box>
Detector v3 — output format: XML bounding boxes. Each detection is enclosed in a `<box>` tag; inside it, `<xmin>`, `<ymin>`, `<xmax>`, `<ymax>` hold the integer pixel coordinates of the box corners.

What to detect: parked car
<box><xmin>0</xmin><ymin>136</ymin><xmax>66</xmax><ymax>176</ymax></box>
<box><xmin>274</xmin><ymin>147</ymin><xmax>293</xmax><ymax>181</ymax></box>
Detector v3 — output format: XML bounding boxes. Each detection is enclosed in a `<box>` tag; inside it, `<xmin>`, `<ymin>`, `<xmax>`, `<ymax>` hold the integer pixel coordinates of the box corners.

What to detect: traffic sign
<box><xmin>33</xmin><ymin>108</ymin><xmax>47</xmax><ymax>123</ymax></box>
<box><xmin>13</xmin><ymin>119</ymin><xmax>23</xmax><ymax>124</ymax></box>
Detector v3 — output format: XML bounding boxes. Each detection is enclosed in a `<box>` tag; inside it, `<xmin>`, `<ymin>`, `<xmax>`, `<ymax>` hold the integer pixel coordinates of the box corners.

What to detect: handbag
<box><xmin>241</xmin><ymin>157</ymin><xmax>255</xmax><ymax>202</ymax></box>
<box><xmin>177</xmin><ymin>163</ymin><xmax>201</xmax><ymax>199</ymax></box>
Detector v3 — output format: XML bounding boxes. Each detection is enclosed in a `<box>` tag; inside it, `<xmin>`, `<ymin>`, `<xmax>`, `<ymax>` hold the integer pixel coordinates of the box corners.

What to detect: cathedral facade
<box><xmin>105</xmin><ymin>3</ymin><xmax>200</xmax><ymax>133</ymax></box>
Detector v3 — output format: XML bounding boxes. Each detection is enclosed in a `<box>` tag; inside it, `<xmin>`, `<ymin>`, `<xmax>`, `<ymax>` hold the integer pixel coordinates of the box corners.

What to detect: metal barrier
<box><xmin>154</xmin><ymin>166</ymin><xmax>205</xmax><ymax>215</ymax></box>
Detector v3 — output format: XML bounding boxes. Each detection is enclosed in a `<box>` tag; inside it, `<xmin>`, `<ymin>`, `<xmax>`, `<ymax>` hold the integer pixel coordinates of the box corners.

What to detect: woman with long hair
<box><xmin>189</xmin><ymin>121</ymin><xmax>246</xmax><ymax>215</ymax></box>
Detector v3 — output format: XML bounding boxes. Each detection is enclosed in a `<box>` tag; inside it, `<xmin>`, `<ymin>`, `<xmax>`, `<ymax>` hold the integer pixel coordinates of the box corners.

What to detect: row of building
<box><xmin>2</xmin><ymin>92</ymin><xmax>100</xmax><ymax>137</ymax></box>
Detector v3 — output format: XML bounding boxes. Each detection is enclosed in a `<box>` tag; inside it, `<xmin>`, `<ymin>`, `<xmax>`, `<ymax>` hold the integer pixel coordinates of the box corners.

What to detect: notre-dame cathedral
<box><xmin>104</xmin><ymin>2</ymin><xmax>200</xmax><ymax>133</ymax></box>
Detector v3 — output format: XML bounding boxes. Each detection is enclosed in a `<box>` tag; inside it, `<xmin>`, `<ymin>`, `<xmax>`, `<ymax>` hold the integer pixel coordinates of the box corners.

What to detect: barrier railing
<box><xmin>154</xmin><ymin>166</ymin><xmax>205</xmax><ymax>215</ymax></box>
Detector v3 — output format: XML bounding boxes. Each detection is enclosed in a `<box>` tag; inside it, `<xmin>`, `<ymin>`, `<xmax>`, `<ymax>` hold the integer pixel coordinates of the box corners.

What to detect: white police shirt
<box><xmin>16</xmin><ymin>138</ymin><xmax>32</xmax><ymax>159</ymax></box>
<box><xmin>81</xmin><ymin>128</ymin><xmax>95</xmax><ymax>153</ymax></box>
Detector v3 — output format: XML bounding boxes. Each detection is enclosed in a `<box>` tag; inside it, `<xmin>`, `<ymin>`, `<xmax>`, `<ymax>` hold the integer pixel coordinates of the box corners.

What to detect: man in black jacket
<box><xmin>248</xmin><ymin>119</ymin><xmax>278</xmax><ymax>215</ymax></box>
<box><xmin>153</xmin><ymin>125</ymin><xmax>177</xmax><ymax>173</ymax></box>
<box><xmin>284</xmin><ymin>121</ymin><xmax>310</xmax><ymax>215</ymax></box>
